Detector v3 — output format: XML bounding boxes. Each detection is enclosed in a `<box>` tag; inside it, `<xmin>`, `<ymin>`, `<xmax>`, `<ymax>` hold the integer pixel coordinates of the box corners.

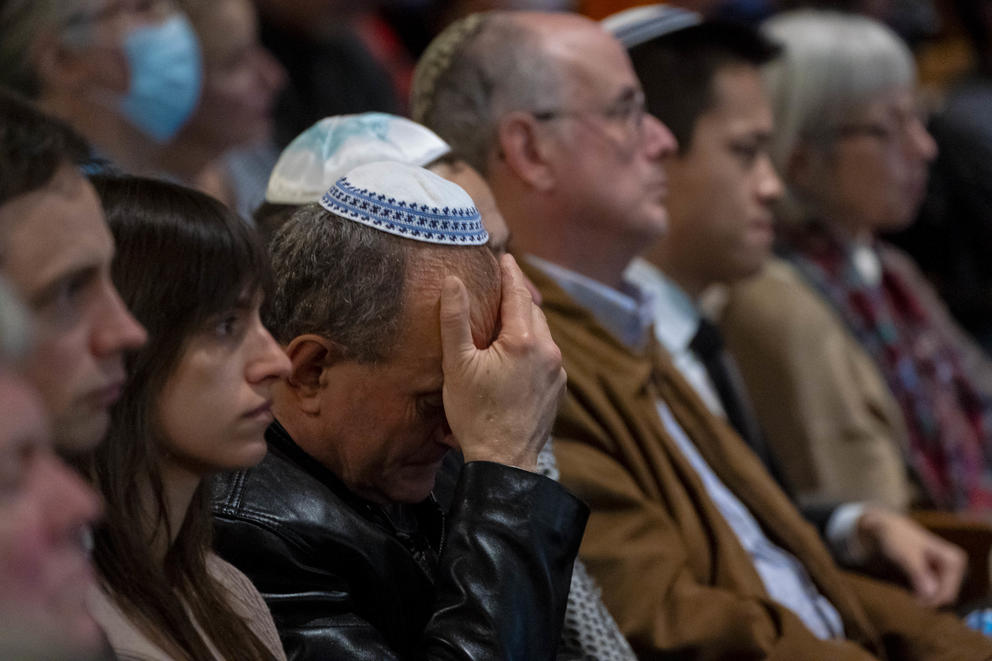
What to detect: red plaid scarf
<box><xmin>779</xmin><ymin>220</ymin><xmax>992</xmax><ymax>511</ymax></box>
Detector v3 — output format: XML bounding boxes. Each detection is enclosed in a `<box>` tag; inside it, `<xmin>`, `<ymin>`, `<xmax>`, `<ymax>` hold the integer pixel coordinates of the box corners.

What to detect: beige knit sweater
<box><xmin>88</xmin><ymin>553</ymin><xmax>285</xmax><ymax>661</ymax></box>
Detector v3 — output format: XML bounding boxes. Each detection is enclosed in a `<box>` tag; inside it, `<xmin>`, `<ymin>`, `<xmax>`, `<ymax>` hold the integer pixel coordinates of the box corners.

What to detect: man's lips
<box><xmin>750</xmin><ymin>216</ymin><xmax>774</xmax><ymax>236</ymax></box>
<box><xmin>88</xmin><ymin>380</ymin><xmax>124</xmax><ymax>409</ymax></box>
<box><xmin>243</xmin><ymin>400</ymin><xmax>274</xmax><ymax>420</ymax></box>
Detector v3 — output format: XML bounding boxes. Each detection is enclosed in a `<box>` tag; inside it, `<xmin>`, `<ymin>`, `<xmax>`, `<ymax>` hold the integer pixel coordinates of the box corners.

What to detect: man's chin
<box><xmin>60</xmin><ymin>612</ymin><xmax>107</xmax><ymax>659</ymax></box>
<box><xmin>0</xmin><ymin>607</ymin><xmax>105</xmax><ymax>661</ymax></box>
<box><xmin>52</xmin><ymin>409</ymin><xmax>109</xmax><ymax>458</ymax></box>
<box><xmin>636</xmin><ymin>206</ymin><xmax>669</xmax><ymax>238</ymax></box>
<box><xmin>385</xmin><ymin>463</ymin><xmax>448</xmax><ymax>504</ymax></box>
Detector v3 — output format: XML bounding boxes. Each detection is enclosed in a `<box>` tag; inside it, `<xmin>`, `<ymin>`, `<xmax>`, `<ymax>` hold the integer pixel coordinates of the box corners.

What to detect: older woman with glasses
<box><xmin>720</xmin><ymin>9</ymin><xmax>992</xmax><ymax>518</ymax></box>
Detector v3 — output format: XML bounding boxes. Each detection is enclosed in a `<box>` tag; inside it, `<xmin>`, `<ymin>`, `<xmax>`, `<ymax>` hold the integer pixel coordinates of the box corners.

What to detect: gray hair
<box><xmin>264</xmin><ymin>204</ymin><xmax>499</xmax><ymax>363</ymax></box>
<box><xmin>761</xmin><ymin>9</ymin><xmax>915</xmax><ymax>219</ymax></box>
<box><xmin>0</xmin><ymin>0</ymin><xmax>54</xmax><ymax>96</ymax></box>
<box><xmin>411</xmin><ymin>11</ymin><xmax>564</xmax><ymax>175</ymax></box>
<box><xmin>264</xmin><ymin>204</ymin><xmax>409</xmax><ymax>362</ymax></box>
<box><xmin>0</xmin><ymin>276</ymin><xmax>31</xmax><ymax>366</ymax></box>
<box><xmin>0</xmin><ymin>1</ymin><xmax>99</xmax><ymax>96</ymax></box>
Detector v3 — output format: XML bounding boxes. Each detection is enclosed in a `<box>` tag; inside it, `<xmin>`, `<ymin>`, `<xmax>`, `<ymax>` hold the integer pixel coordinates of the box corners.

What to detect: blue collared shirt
<box><xmin>535</xmin><ymin>256</ymin><xmax>845</xmax><ymax>640</ymax></box>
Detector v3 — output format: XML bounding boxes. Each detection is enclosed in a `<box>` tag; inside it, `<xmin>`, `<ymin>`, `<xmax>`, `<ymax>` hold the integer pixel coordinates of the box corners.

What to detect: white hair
<box><xmin>761</xmin><ymin>9</ymin><xmax>915</xmax><ymax>176</ymax></box>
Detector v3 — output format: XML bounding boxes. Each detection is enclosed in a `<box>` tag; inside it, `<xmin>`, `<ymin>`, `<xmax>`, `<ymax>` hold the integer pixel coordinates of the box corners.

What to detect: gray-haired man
<box><xmin>212</xmin><ymin>161</ymin><xmax>587</xmax><ymax>659</ymax></box>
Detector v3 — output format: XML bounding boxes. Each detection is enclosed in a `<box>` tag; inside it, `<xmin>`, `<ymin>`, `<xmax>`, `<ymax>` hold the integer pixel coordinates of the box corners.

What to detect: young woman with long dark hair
<box><xmin>83</xmin><ymin>175</ymin><xmax>290</xmax><ymax>660</ymax></box>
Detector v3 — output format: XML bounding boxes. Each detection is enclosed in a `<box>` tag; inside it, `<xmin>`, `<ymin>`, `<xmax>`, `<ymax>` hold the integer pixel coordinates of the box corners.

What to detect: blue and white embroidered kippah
<box><xmin>319</xmin><ymin>161</ymin><xmax>488</xmax><ymax>246</ymax></box>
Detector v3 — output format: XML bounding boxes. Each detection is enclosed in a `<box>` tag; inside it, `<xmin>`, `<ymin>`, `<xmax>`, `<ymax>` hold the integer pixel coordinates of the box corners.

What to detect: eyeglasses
<box><xmin>532</xmin><ymin>91</ymin><xmax>647</xmax><ymax>139</ymax></box>
<box><xmin>832</xmin><ymin>104</ymin><xmax>929</xmax><ymax>145</ymax></box>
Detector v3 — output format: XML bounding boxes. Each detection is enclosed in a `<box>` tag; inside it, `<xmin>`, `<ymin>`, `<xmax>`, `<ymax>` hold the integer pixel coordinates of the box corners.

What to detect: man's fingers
<box><xmin>497</xmin><ymin>254</ymin><xmax>538</xmax><ymax>338</ymax></box>
<box><xmin>531</xmin><ymin>295</ymin><xmax>556</xmax><ymax>345</ymax></box>
<box><xmin>439</xmin><ymin>275</ymin><xmax>474</xmax><ymax>370</ymax></box>
<box><xmin>929</xmin><ymin>546</ymin><xmax>966</xmax><ymax>607</ymax></box>
<box><xmin>903</xmin><ymin>554</ymin><xmax>939</xmax><ymax>605</ymax></box>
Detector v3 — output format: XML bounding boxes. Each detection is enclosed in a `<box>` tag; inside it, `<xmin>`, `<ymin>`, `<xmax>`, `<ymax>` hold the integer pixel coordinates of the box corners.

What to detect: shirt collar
<box><xmin>850</xmin><ymin>240</ymin><xmax>882</xmax><ymax>288</ymax></box>
<box><xmin>527</xmin><ymin>255</ymin><xmax>655</xmax><ymax>350</ymax></box>
<box><xmin>624</xmin><ymin>257</ymin><xmax>700</xmax><ymax>355</ymax></box>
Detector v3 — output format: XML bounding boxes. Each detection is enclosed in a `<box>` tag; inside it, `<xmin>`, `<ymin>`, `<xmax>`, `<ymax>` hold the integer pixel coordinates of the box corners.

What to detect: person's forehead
<box><xmin>856</xmin><ymin>86</ymin><xmax>915</xmax><ymax>116</ymax></box>
<box><xmin>0</xmin><ymin>172</ymin><xmax>113</xmax><ymax>302</ymax></box>
<box><xmin>704</xmin><ymin>65</ymin><xmax>773</xmax><ymax>129</ymax></box>
<box><xmin>195</xmin><ymin>0</ymin><xmax>255</xmax><ymax>62</ymax></box>
<box><xmin>552</xmin><ymin>25</ymin><xmax>640</xmax><ymax>103</ymax></box>
<box><xmin>404</xmin><ymin>253</ymin><xmax>498</xmax><ymax>344</ymax></box>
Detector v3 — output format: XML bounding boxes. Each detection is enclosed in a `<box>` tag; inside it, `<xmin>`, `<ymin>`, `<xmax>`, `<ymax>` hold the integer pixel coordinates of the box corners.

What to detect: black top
<box><xmin>212</xmin><ymin>421</ymin><xmax>588</xmax><ymax>660</ymax></box>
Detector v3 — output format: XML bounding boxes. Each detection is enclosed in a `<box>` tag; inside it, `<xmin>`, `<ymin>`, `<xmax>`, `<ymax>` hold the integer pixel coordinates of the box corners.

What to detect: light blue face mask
<box><xmin>117</xmin><ymin>14</ymin><xmax>203</xmax><ymax>143</ymax></box>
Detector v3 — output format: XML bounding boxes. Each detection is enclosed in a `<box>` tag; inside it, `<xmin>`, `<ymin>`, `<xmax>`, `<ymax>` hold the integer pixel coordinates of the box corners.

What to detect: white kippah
<box><xmin>265</xmin><ymin>113</ymin><xmax>452</xmax><ymax>205</ymax></box>
<box><xmin>601</xmin><ymin>4</ymin><xmax>701</xmax><ymax>49</ymax></box>
<box><xmin>320</xmin><ymin>161</ymin><xmax>488</xmax><ymax>246</ymax></box>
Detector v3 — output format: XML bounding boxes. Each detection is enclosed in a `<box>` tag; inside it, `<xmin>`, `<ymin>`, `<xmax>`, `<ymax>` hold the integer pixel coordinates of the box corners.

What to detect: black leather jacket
<box><xmin>211</xmin><ymin>421</ymin><xmax>588</xmax><ymax>660</ymax></box>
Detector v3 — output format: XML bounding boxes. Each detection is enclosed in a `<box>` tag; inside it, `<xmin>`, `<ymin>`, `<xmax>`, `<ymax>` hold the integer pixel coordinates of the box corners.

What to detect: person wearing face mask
<box><xmin>167</xmin><ymin>0</ymin><xmax>287</xmax><ymax>219</ymax></box>
<box><xmin>0</xmin><ymin>0</ymin><xmax>203</xmax><ymax>176</ymax></box>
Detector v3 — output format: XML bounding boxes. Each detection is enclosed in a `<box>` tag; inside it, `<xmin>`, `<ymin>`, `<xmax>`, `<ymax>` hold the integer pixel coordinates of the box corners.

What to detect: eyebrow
<box><xmin>232</xmin><ymin>287</ymin><xmax>264</xmax><ymax>310</ymax></box>
<box><xmin>734</xmin><ymin>130</ymin><xmax>773</xmax><ymax>142</ymax></box>
<box><xmin>613</xmin><ymin>86</ymin><xmax>641</xmax><ymax>106</ymax></box>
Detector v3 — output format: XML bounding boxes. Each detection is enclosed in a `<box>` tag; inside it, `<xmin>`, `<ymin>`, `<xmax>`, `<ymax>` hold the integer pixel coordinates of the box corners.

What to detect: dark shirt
<box><xmin>211</xmin><ymin>421</ymin><xmax>588</xmax><ymax>660</ymax></box>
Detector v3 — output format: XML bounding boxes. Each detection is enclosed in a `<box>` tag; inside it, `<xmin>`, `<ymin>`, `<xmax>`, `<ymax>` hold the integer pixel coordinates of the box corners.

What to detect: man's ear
<box><xmin>283</xmin><ymin>334</ymin><xmax>340</xmax><ymax>415</ymax></box>
<box><xmin>496</xmin><ymin>111</ymin><xmax>556</xmax><ymax>192</ymax></box>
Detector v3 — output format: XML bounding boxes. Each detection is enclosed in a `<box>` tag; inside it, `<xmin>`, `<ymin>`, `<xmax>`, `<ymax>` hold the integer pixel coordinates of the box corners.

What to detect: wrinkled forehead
<box><xmin>406</xmin><ymin>247</ymin><xmax>501</xmax><ymax>350</ymax></box>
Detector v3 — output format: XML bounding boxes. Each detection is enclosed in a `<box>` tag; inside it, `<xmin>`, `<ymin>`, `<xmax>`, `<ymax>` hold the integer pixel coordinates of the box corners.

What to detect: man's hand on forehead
<box><xmin>438</xmin><ymin>254</ymin><xmax>565</xmax><ymax>471</ymax></box>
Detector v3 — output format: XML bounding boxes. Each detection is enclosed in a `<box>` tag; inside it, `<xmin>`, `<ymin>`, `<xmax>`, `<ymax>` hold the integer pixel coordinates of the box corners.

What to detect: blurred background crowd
<box><xmin>3</xmin><ymin>0</ymin><xmax>988</xmax><ymax>347</ymax></box>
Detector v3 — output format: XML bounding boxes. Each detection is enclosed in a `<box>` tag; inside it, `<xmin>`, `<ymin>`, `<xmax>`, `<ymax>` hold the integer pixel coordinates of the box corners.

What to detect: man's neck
<box><xmin>143</xmin><ymin>461</ymin><xmax>201</xmax><ymax>566</ymax></box>
<box><xmin>509</xmin><ymin>219</ymin><xmax>643</xmax><ymax>292</ymax></box>
<box><xmin>643</xmin><ymin>244</ymin><xmax>708</xmax><ymax>302</ymax></box>
<box><xmin>664</xmin><ymin>268</ymin><xmax>707</xmax><ymax>301</ymax></box>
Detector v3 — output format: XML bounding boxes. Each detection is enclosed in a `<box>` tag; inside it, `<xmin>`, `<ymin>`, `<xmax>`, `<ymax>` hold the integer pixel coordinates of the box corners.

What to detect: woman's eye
<box><xmin>214</xmin><ymin>314</ymin><xmax>241</xmax><ymax>337</ymax></box>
